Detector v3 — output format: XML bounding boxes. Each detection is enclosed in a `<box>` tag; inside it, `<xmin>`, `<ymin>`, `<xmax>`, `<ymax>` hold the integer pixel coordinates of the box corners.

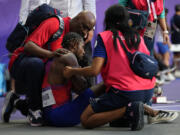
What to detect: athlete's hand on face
<box><xmin>63</xmin><ymin>66</ymin><xmax>73</xmax><ymax>79</ymax></box>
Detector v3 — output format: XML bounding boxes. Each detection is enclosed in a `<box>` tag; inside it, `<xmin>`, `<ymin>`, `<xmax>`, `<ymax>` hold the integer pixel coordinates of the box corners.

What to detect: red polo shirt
<box><xmin>8</xmin><ymin>17</ymin><xmax>71</xmax><ymax>70</ymax></box>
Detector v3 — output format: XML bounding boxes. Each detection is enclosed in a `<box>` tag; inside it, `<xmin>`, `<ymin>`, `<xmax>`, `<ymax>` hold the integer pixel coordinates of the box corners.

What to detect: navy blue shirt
<box><xmin>93</xmin><ymin>35</ymin><xmax>107</xmax><ymax>59</ymax></box>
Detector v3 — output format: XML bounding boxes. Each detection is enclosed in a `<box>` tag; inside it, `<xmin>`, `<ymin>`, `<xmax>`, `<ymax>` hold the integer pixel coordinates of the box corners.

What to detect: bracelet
<box><xmin>163</xmin><ymin>30</ymin><xmax>169</xmax><ymax>34</ymax></box>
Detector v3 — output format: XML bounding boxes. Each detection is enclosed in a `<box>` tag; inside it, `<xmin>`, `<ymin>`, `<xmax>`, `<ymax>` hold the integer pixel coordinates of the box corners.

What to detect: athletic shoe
<box><xmin>28</xmin><ymin>109</ymin><xmax>43</xmax><ymax>127</ymax></box>
<box><xmin>148</xmin><ymin>110</ymin><xmax>179</xmax><ymax>124</ymax></box>
<box><xmin>165</xmin><ymin>73</ymin><xmax>176</xmax><ymax>81</ymax></box>
<box><xmin>160</xmin><ymin>72</ymin><xmax>176</xmax><ymax>83</ymax></box>
<box><xmin>126</xmin><ymin>101</ymin><xmax>144</xmax><ymax>131</ymax></box>
<box><xmin>1</xmin><ymin>91</ymin><xmax>19</xmax><ymax>122</ymax></box>
<box><xmin>109</xmin><ymin>117</ymin><xmax>130</xmax><ymax>127</ymax></box>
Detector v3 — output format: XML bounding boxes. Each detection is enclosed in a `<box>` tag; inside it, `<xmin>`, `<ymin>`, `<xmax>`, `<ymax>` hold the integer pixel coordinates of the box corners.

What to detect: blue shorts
<box><xmin>156</xmin><ymin>42</ymin><xmax>169</xmax><ymax>54</ymax></box>
<box><xmin>90</xmin><ymin>87</ymin><xmax>153</xmax><ymax>113</ymax></box>
<box><xmin>43</xmin><ymin>88</ymin><xmax>94</xmax><ymax>127</ymax></box>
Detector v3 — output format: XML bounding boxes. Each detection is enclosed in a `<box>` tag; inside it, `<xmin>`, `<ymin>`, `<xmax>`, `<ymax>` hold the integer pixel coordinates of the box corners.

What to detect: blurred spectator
<box><xmin>49</xmin><ymin>0</ymin><xmax>96</xmax><ymax>18</ymax></box>
<box><xmin>171</xmin><ymin>4</ymin><xmax>180</xmax><ymax>44</ymax></box>
<box><xmin>170</xmin><ymin>4</ymin><xmax>180</xmax><ymax>70</ymax></box>
<box><xmin>155</xmin><ymin>8</ymin><xmax>171</xmax><ymax>67</ymax></box>
<box><xmin>19</xmin><ymin>0</ymin><xmax>50</xmax><ymax>24</ymax></box>
<box><xmin>118</xmin><ymin>0</ymin><xmax>170</xmax><ymax>56</ymax></box>
<box><xmin>155</xmin><ymin>8</ymin><xmax>175</xmax><ymax>83</ymax></box>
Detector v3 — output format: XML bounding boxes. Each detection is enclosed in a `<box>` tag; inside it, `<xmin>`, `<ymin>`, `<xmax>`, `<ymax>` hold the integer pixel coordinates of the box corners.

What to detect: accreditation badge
<box><xmin>144</xmin><ymin>21</ymin><xmax>157</xmax><ymax>39</ymax></box>
<box><xmin>42</xmin><ymin>87</ymin><xmax>56</xmax><ymax>107</ymax></box>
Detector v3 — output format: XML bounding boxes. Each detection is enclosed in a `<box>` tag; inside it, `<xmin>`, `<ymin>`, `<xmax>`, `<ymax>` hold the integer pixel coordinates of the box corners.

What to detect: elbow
<box><xmin>24</xmin><ymin>42</ymin><xmax>31</xmax><ymax>53</ymax></box>
<box><xmin>24</xmin><ymin>41</ymin><xmax>37</xmax><ymax>53</ymax></box>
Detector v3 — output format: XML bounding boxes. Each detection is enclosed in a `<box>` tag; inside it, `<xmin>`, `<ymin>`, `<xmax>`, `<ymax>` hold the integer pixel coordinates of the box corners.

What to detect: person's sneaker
<box><xmin>28</xmin><ymin>109</ymin><xmax>43</xmax><ymax>127</ymax></box>
<box><xmin>126</xmin><ymin>101</ymin><xmax>144</xmax><ymax>131</ymax></box>
<box><xmin>109</xmin><ymin>117</ymin><xmax>130</xmax><ymax>127</ymax></box>
<box><xmin>1</xmin><ymin>91</ymin><xmax>19</xmax><ymax>123</ymax></box>
<box><xmin>147</xmin><ymin>110</ymin><xmax>179</xmax><ymax>124</ymax></box>
<box><xmin>165</xmin><ymin>73</ymin><xmax>176</xmax><ymax>81</ymax></box>
<box><xmin>160</xmin><ymin>73</ymin><xmax>176</xmax><ymax>83</ymax></box>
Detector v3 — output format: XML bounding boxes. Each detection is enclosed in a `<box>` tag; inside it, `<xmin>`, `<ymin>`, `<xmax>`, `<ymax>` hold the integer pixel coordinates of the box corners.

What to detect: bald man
<box><xmin>2</xmin><ymin>11</ymin><xmax>96</xmax><ymax>127</ymax></box>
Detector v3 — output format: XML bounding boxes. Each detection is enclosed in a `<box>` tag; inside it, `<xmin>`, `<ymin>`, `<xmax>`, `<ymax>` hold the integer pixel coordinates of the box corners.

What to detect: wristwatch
<box><xmin>163</xmin><ymin>30</ymin><xmax>169</xmax><ymax>34</ymax></box>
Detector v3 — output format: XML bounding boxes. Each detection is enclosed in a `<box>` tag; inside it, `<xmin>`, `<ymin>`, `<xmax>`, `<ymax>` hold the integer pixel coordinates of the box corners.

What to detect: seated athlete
<box><xmin>41</xmin><ymin>32</ymin><xmax>105</xmax><ymax>127</ymax></box>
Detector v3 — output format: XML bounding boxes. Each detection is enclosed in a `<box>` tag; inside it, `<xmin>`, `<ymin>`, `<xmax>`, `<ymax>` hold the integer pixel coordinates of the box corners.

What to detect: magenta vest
<box><xmin>99</xmin><ymin>31</ymin><xmax>155</xmax><ymax>92</ymax></box>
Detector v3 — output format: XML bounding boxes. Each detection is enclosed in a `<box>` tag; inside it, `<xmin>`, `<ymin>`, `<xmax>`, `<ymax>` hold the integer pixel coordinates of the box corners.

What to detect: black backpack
<box><xmin>6</xmin><ymin>4</ymin><xmax>64</xmax><ymax>53</ymax></box>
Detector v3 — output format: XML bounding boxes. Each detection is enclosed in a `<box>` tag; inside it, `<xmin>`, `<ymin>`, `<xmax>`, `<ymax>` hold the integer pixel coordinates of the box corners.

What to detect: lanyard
<box><xmin>147</xmin><ymin>0</ymin><xmax>157</xmax><ymax>20</ymax></box>
<box><xmin>151</xmin><ymin>2</ymin><xmax>157</xmax><ymax>20</ymax></box>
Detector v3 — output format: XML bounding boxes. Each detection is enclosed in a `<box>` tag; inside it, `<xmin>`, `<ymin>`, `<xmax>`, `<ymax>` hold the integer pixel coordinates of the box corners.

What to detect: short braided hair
<box><xmin>62</xmin><ymin>32</ymin><xmax>84</xmax><ymax>49</ymax></box>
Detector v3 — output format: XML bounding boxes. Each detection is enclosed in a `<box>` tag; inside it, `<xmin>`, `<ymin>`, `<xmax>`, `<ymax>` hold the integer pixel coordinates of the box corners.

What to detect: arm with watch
<box><xmin>158</xmin><ymin>0</ymin><xmax>171</xmax><ymax>46</ymax></box>
<box><xmin>159</xmin><ymin>17</ymin><xmax>171</xmax><ymax>46</ymax></box>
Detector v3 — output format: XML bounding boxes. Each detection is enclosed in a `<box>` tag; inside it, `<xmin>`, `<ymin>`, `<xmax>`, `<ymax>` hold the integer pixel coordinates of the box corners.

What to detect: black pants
<box><xmin>11</xmin><ymin>54</ymin><xmax>45</xmax><ymax>111</ymax></box>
